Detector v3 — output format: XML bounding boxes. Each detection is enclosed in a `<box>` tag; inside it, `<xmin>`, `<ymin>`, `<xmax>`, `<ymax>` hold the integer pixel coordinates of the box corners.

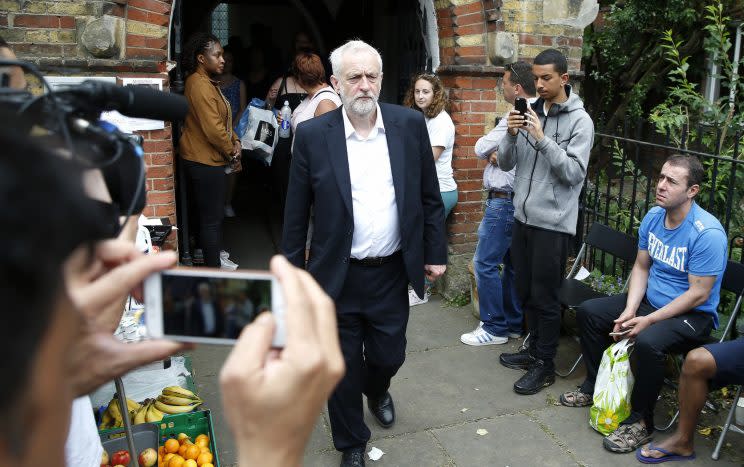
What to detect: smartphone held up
<box><xmin>144</xmin><ymin>268</ymin><xmax>286</xmax><ymax>347</ymax></box>
<box><xmin>514</xmin><ymin>97</ymin><xmax>528</xmax><ymax>126</ymax></box>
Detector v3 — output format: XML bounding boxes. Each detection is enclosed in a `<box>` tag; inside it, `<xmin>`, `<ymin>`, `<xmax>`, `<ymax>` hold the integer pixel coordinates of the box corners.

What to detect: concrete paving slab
<box><xmin>406</xmin><ymin>298</ymin><xmax>481</xmax><ymax>353</ymax></box>
<box><xmin>432</xmin><ymin>414</ymin><xmax>578</xmax><ymax>467</ymax></box>
<box><xmin>533</xmin><ymin>405</ymin><xmax>743</xmax><ymax>467</ymax></box>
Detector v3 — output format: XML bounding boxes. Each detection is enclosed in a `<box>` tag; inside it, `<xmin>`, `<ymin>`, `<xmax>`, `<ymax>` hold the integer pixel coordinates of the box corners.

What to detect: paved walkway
<box><xmin>189</xmin><ymin>296</ymin><xmax>744</xmax><ymax>467</ymax></box>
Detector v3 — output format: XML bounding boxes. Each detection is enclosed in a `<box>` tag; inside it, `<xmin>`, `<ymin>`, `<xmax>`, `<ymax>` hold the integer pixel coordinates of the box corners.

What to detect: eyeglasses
<box><xmin>505</xmin><ymin>63</ymin><xmax>521</xmax><ymax>83</ymax></box>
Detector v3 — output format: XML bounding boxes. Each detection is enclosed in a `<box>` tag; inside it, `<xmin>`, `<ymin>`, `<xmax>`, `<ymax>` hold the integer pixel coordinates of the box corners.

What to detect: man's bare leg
<box><xmin>640</xmin><ymin>347</ymin><xmax>717</xmax><ymax>459</ymax></box>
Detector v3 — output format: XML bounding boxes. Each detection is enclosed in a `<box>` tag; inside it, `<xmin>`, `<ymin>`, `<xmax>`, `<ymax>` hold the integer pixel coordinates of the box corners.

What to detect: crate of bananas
<box><xmin>99</xmin><ymin>386</ymin><xmax>203</xmax><ymax>431</ymax></box>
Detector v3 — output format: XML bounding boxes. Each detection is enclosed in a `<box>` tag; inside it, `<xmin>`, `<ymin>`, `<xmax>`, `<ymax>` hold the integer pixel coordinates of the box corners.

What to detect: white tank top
<box><xmin>290</xmin><ymin>86</ymin><xmax>342</xmax><ymax>133</ymax></box>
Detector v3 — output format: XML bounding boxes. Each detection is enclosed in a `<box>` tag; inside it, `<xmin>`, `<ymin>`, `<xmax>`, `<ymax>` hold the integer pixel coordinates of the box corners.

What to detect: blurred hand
<box><xmin>424</xmin><ymin>264</ymin><xmax>446</xmax><ymax>282</ymax></box>
<box><xmin>220</xmin><ymin>256</ymin><xmax>344</xmax><ymax>467</ymax></box>
<box><xmin>64</xmin><ymin>240</ymin><xmax>188</xmax><ymax>396</ymax></box>
<box><xmin>611</xmin><ymin>308</ymin><xmax>637</xmax><ymax>342</ymax></box>
<box><xmin>233</xmin><ymin>141</ymin><xmax>241</xmax><ymax>158</ymax></box>
<box><xmin>488</xmin><ymin>152</ymin><xmax>499</xmax><ymax>166</ymax></box>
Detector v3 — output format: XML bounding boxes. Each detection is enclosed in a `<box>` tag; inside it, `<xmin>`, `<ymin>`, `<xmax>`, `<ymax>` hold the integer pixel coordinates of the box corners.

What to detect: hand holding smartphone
<box><xmin>145</xmin><ymin>267</ymin><xmax>286</xmax><ymax>347</ymax></box>
<box><xmin>514</xmin><ymin>97</ymin><xmax>528</xmax><ymax>126</ymax></box>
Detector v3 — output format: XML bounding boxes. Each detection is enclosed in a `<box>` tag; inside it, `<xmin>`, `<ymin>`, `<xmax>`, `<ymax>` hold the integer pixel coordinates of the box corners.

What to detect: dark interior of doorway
<box><xmin>173</xmin><ymin>0</ymin><xmax>429</xmax><ymax>269</ymax></box>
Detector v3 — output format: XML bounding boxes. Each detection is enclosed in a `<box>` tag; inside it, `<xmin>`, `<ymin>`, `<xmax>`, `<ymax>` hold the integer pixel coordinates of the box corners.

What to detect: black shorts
<box><xmin>704</xmin><ymin>337</ymin><xmax>744</xmax><ymax>387</ymax></box>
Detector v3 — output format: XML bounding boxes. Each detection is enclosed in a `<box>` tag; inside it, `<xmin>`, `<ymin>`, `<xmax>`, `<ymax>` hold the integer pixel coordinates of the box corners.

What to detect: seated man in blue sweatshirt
<box><xmin>560</xmin><ymin>154</ymin><xmax>728</xmax><ymax>454</ymax></box>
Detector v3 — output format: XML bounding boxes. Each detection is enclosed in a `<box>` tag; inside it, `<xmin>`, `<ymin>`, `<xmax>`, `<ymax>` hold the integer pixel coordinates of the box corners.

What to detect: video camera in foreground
<box><xmin>0</xmin><ymin>59</ymin><xmax>188</xmax><ymax>237</ymax></box>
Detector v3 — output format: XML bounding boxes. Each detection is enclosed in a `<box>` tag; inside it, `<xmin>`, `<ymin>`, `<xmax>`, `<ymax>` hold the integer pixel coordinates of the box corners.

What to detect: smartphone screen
<box><xmin>145</xmin><ymin>268</ymin><xmax>285</xmax><ymax>346</ymax></box>
<box><xmin>514</xmin><ymin>97</ymin><xmax>527</xmax><ymax>116</ymax></box>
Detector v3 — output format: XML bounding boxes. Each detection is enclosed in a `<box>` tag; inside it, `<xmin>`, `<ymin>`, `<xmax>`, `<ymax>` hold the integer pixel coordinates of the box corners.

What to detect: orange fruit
<box><xmin>159</xmin><ymin>446</ymin><xmax>166</xmax><ymax>457</ymax></box>
<box><xmin>183</xmin><ymin>460</ymin><xmax>198</xmax><ymax>467</ymax></box>
<box><xmin>164</xmin><ymin>438</ymin><xmax>180</xmax><ymax>454</ymax></box>
<box><xmin>201</xmin><ymin>464</ymin><xmax>214</xmax><ymax>467</ymax></box>
<box><xmin>168</xmin><ymin>454</ymin><xmax>185</xmax><ymax>467</ymax></box>
<box><xmin>194</xmin><ymin>434</ymin><xmax>209</xmax><ymax>445</ymax></box>
<box><xmin>163</xmin><ymin>453</ymin><xmax>175</xmax><ymax>464</ymax></box>
<box><xmin>195</xmin><ymin>452</ymin><xmax>213</xmax><ymax>466</ymax></box>
<box><xmin>184</xmin><ymin>444</ymin><xmax>200</xmax><ymax>460</ymax></box>
<box><xmin>178</xmin><ymin>444</ymin><xmax>188</xmax><ymax>456</ymax></box>
<box><xmin>199</xmin><ymin>446</ymin><xmax>210</xmax><ymax>454</ymax></box>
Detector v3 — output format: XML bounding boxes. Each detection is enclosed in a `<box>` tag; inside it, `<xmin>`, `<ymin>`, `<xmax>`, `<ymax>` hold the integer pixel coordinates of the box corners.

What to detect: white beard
<box><xmin>341</xmin><ymin>92</ymin><xmax>378</xmax><ymax>117</ymax></box>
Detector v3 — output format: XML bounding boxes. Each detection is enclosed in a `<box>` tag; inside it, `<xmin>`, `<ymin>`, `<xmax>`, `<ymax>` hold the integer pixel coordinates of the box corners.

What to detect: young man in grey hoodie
<box><xmin>496</xmin><ymin>49</ymin><xmax>594</xmax><ymax>395</ymax></box>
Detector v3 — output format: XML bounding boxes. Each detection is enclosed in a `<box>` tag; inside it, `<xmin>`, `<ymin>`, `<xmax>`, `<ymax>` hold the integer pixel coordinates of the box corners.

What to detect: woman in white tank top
<box><xmin>290</xmin><ymin>52</ymin><xmax>342</xmax><ymax>139</ymax></box>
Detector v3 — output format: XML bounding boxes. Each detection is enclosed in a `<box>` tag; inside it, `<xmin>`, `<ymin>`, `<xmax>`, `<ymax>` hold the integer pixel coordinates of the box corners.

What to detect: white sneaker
<box><xmin>408</xmin><ymin>288</ymin><xmax>430</xmax><ymax>306</ymax></box>
<box><xmin>220</xmin><ymin>250</ymin><xmax>230</xmax><ymax>260</ymax></box>
<box><xmin>460</xmin><ymin>325</ymin><xmax>508</xmax><ymax>346</ymax></box>
<box><xmin>224</xmin><ymin>205</ymin><xmax>236</xmax><ymax>217</ymax></box>
<box><xmin>220</xmin><ymin>256</ymin><xmax>238</xmax><ymax>270</ymax></box>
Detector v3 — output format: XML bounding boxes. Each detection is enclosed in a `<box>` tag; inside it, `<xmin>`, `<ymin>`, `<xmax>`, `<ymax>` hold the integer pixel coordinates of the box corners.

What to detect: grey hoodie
<box><xmin>499</xmin><ymin>85</ymin><xmax>594</xmax><ymax>235</ymax></box>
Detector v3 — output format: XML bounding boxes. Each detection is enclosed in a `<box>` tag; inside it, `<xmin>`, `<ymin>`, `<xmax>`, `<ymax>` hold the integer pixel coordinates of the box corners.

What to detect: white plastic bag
<box><xmin>589</xmin><ymin>338</ymin><xmax>634</xmax><ymax>435</ymax></box>
<box><xmin>241</xmin><ymin>106</ymin><xmax>278</xmax><ymax>162</ymax></box>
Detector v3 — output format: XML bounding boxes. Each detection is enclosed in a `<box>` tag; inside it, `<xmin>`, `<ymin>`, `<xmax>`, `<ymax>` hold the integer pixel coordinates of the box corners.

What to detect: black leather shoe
<box><xmin>513</xmin><ymin>359</ymin><xmax>555</xmax><ymax>395</ymax></box>
<box><xmin>367</xmin><ymin>391</ymin><xmax>395</xmax><ymax>428</ymax></box>
<box><xmin>340</xmin><ymin>447</ymin><xmax>365</xmax><ymax>467</ymax></box>
<box><xmin>499</xmin><ymin>346</ymin><xmax>537</xmax><ymax>370</ymax></box>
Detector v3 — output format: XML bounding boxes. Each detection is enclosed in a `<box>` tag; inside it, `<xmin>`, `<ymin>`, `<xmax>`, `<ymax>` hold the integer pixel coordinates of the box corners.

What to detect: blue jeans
<box><xmin>473</xmin><ymin>198</ymin><xmax>522</xmax><ymax>336</ymax></box>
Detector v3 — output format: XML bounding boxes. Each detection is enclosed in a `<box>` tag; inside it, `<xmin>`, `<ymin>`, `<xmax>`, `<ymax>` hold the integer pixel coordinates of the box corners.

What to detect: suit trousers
<box><xmin>576</xmin><ymin>294</ymin><xmax>714</xmax><ymax>428</ymax></box>
<box><xmin>510</xmin><ymin>221</ymin><xmax>570</xmax><ymax>362</ymax></box>
<box><xmin>328</xmin><ymin>255</ymin><xmax>409</xmax><ymax>451</ymax></box>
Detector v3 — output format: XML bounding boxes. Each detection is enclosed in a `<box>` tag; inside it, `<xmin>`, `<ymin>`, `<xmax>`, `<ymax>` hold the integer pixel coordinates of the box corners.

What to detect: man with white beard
<box><xmin>281</xmin><ymin>40</ymin><xmax>448</xmax><ymax>467</ymax></box>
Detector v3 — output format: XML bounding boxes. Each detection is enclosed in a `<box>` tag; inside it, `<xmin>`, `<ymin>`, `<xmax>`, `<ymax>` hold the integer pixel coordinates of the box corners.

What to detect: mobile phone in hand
<box><xmin>144</xmin><ymin>267</ymin><xmax>286</xmax><ymax>347</ymax></box>
<box><xmin>609</xmin><ymin>328</ymin><xmax>632</xmax><ymax>336</ymax></box>
<box><xmin>514</xmin><ymin>97</ymin><xmax>528</xmax><ymax>126</ymax></box>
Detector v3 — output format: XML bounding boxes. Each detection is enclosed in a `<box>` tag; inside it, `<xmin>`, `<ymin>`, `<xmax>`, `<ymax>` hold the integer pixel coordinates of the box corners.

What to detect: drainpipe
<box><xmin>729</xmin><ymin>22</ymin><xmax>743</xmax><ymax>110</ymax></box>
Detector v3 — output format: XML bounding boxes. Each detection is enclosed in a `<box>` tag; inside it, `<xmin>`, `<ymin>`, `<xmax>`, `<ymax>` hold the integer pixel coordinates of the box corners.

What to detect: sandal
<box><xmin>559</xmin><ymin>389</ymin><xmax>592</xmax><ymax>407</ymax></box>
<box><xmin>636</xmin><ymin>443</ymin><xmax>696</xmax><ymax>464</ymax></box>
<box><xmin>603</xmin><ymin>422</ymin><xmax>653</xmax><ymax>453</ymax></box>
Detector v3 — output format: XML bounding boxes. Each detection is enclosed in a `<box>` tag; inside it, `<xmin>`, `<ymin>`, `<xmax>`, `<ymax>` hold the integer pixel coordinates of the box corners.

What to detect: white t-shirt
<box><xmin>425</xmin><ymin>110</ymin><xmax>457</xmax><ymax>192</ymax></box>
<box><xmin>65</xmin><ymin>396</ymin><xmax>103</xmax><ymax>467</ymax></box>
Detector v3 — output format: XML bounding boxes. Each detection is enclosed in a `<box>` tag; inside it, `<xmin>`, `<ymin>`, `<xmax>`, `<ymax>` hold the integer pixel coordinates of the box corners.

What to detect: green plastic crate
<box><xmin>158</xmin><ymin>410</ymin><xmax>220</xmax><ymax>467</ymax></box>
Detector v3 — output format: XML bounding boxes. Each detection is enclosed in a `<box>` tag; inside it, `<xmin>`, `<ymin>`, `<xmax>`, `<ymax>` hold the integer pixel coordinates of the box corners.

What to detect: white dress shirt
<box><xmin>342</xmin><ymin>104</ymin><xmax>401</xmax><ymax>259</ymax></box>
<box><xmin>201</xmin><ymin>301</ymin><xmax>216</xmax><ymax>335</ymax></box>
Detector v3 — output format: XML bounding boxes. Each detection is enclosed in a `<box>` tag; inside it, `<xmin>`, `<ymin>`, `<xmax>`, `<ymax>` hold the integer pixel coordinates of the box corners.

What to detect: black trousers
<box><xmin>182</xmin><ymin>159</ymin><xmax>226</xmax><ymax>267</ymax></box>
<box><xmin>510</xmin><ymin>221</ymin><xmax>570</xmax><ymax>362</ymax></box>
<box><xmin>576</xmin><ymin>294</ymin><xmax>714</xmax><ymax>428</ymax></box>
<box><xmin>328</xmin><ymin>256</ymin><xmax>409</xmax><ymax>452</ymax></box>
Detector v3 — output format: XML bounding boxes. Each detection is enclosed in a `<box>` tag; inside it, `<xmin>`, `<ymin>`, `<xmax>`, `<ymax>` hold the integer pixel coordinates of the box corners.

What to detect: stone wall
<box><xmin>433</xmin><ymin>0</ymin><xmax>597</xmax><ymax>301</ymax></box>
<box><xmin>0</xmin><ymin>0</ymin><xmax>177</xmax><ymax>245</ymax></box>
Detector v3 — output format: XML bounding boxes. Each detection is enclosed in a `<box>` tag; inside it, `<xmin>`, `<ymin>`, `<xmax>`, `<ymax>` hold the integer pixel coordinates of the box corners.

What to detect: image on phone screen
<box><xmin>145</xmin><ymin>269</ymin><xmax>285</xmax><ymax>346</ymax></box>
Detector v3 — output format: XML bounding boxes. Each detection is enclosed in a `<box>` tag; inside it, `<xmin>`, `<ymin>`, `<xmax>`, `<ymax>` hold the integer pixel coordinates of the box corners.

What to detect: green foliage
<box><xmin>582</xmin><ymin>268</ymin><xmax>626</xmax><ymax>295</ymax></box>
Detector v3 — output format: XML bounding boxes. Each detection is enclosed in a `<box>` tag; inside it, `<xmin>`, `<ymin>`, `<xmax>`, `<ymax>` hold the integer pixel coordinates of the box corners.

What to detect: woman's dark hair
<box><xmin>294</xmin><ymin>52</ymin><xmax>326</xmax><ymax>88</ymax></box>
<box><xmin>182</xmin><ymin>32</ymin><xmax>220</xmax><ymax>75</ymax></box>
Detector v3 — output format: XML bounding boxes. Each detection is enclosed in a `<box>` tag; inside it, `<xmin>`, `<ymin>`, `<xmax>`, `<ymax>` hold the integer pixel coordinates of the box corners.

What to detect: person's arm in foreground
<box><xmin>220</xmin><ymin>255</ymin><xmax>345</xmax><ymax>467</ymax></box>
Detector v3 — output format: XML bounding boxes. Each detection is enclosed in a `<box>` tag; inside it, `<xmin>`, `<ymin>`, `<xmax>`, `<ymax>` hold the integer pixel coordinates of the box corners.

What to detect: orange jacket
<box><xmin>179</xmin><ymin>68</ymin><xmax>239</xmax><ymax>166</ymax></box>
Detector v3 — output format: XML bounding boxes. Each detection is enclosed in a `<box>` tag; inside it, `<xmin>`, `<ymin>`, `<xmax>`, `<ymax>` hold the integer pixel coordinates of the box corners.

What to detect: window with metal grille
<box><xmin>211</xmin><ymin>3</ymin><xmax>229</xmax><ymax>45</ymax></box>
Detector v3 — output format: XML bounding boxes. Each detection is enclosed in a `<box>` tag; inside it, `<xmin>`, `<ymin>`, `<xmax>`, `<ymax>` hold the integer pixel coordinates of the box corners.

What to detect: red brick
<box><xmin>449</xmin><ymin>101</ymin><xmax>470</xmax><ymax>112</ymax></box>
<box><xmin>127</xmin><ymin>47</ymin><xmax>167</xmax><ymax>59</ymax></box>
<box><xmin>440</xmin><ymin>46</ymin><xmax>456</xmax><ymax>58</ymax></box>
<box><xmin>452</xmin><ymin>157</ymin><xmax>479</xmax><ymax>169</ymax></box>
<box><xmin>15</xmin><ymin>14</ymin><xmax>57</xmax><ymax>28</ymax></box>
<box><xmin>542</xmin><ymin>35</ymin><xmax>554</xmax><ymax>46</ymax></box>
<box><xmin>127</xmin><ymin>34</ymin><xmax>147</xmax><ymax>47</ymax></box>
<box><xmin>143</xmin><ymin>139</ymin><xmax>172</xmax><ymax>153</ymax></box>
<box><xmin>450</xmin><ymin>76</ymin><xmax>473</xmax><ymax>89</ymax></box>
<box><xmin>147</xmin><ymin>12</ymin><xmax>170</xmax><ymax>27</ymax></box>
<box><xmin>128</xmin><ymin>0</ymin><xmax>171</xmax><ymax>14</ymax></box>
<box><xmin>470</xmin><ymin>101</ymin><xmax>497</xmax><ymax>112</ymax></box>
<box><xmin>147</xmin><ymin>165</ymin><xmax>173</xmax><ymax>178</ymax></box>
<box><xmin>472</xmin><ymin>77</ymin><xmax>498</xmax><ymax>89</ymax></box>
<box><xmin>455</xmin><ymin>56</ymin><xmax>484</xmax><ymax>65</ymax></box>
<box><xmin>453</xmin><ymin>3</ymin><xmax>483</xmax><ymax>16</ymax></box>
<box><xmin>454</xmin><ymin>12</ymin><xmax>483</xmax><ymax>28</ymax></box>
<box><xmin>128</xmin><ymin>7</ymin><xmax>149</xmax><ymax>23</ymax></box>
<box><xmin>153</xmin><ymin>204</ymin><xmax>176</xmax><ymax>217</ymax></box>
<box><xmin>438</xmin><ymin>25</ymin><xmax>455</xmax><ymax>38</ymax></box>
<box><xmin>0</xmin><ymin>15</ymin><xmax>7</xmax><ymax>27</ymax></box>
<box><xmin>145</xmin><ymin>36</ymin><xmax>168</xmax><ymax>49</ymax></box>
<box><xmin>146</xmin><ymin>190</ymin><xmax>174</xmax><ymax>205</ymax></box>
<box><xmin>149</xmin><ymin>153</ymin><xmax>173</xmax><ymax>165</ymax></box>
<box><xmin>145</xmin><ymin>127</ymin><xmax>172</xmax><ymax>140</ymax></box>
<box><xmin>569</xmin><ymin>37</ymin><xmax>583</xmax><ymax>47</ymax></box>
<box><xmin>457</xmin><ymin>46</ymin><xmax>485</xmax><ymax>57</ymax></box>
<box><xmin>11</xmin><ymin>42</ymin><xmax>63</xmax><ymax>55</ymax></box>
<box><xmin>458</xmin><ymin>180</ymin><xmax>483</xmax><ymax>191</ymax></box>
<box><xmin>451</xmin><ymin>113</ymin><xmax>484</xmax><ymax>124</ymax></box>
<box><xmin>518</xmin><ymin>33</ymin><xmax>539</xmax><ymax>46</ymax></box>
<box><xmin>554</xmin><ymin>36</ymin><xmax>570</xmax><ymax>46</ymax></box>
<box><xmin>456</xmin><ymin>136</ymin><xmax>481</xmax><ymax>146</ymax></box>
<box><xmin>451</xmin><ymin>89</ymin><xmax>481</xmax><ymax>100</ymax></box>
<box><xmin>152</xmin><ymin>178</ymin><xmax>174</xmax><ymax>191</ymax></box>
<box><xmin>454</xmin><ymin>23</ymin><xmax>484</xmax><ymax>36</ymax></box>
<box><xmin>450</xmin><ymin>222</ymin><xmax>477</xmax><ymax>234</ymax></box>
<box><xmin>107</xmin><ymin>4</ymin><xmax>126</xmax><ymax>17</ymax></box>
<box><xmin>481</xmin><ymin>90</ymin><xmax>498</xmax><ymax>100</ymax></box>
<box><xmin>59</xmin><ymin>16</ymin><xmax>75</xmax><ymax>29</ymax></box>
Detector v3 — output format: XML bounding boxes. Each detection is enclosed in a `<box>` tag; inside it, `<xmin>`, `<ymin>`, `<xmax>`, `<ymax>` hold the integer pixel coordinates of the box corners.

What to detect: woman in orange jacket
<box><xmin>180</xmin><ymin>32</ymin><xmax>241</xmax><ymax>268</ymax></box>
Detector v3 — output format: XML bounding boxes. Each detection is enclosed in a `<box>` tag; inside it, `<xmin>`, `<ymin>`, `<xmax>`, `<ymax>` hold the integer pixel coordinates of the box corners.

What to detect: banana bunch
<box><xmin>153</xmin><ymin>386</ymin><xmax>203</xmax><ymax>415</ymax></box>
<box><xmin>130</xmin><ymin>398</ymin><xmax>167</xmax><ymax>424</ymax></box>
<box><xmin>98</xmin><ymin>397</ymin><xmax>141</xmax><ymax>430</ymax></box>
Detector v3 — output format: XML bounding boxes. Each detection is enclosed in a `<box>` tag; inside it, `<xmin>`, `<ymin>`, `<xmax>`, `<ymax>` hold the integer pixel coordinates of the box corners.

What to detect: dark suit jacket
<box><xmin>281</xmin><ymin>103</ymin><xmax>447</xmax><ymax>300</ymax></box>
<box><xmin>189</xmin><ymin>299</ymin><xmax>224</xmax><ymax>337</ymax></box>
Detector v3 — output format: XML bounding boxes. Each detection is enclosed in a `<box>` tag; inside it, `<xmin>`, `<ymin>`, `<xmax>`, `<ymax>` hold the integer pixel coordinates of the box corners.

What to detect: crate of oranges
<box><xmin>158</xmin><ymin>410</ymin><xmax>219</xmax><ymax>467</ymax></box>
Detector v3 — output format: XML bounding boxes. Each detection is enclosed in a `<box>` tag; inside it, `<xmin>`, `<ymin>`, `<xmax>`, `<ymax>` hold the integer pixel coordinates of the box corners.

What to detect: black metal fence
<box><xmin>575</xmin><ymin>120</ymin><xmax>744</xmax><ymax>302</ymax></box>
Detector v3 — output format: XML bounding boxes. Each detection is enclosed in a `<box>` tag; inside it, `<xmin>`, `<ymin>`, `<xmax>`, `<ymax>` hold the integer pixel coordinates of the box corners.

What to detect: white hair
<box><xmin>329</xmin><ymin>40</ymin><xmax>383</xmax><ymax>77</ymax></box>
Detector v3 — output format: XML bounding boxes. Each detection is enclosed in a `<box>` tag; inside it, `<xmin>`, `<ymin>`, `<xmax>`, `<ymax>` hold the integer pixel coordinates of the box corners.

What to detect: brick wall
<box><xmin>433</xmin><ymin>0</ymin><xmax>590</xmax><ymax>298</ymax></box>
<box><xmin>1</xmin><ymin>0</ymin><xmax>177</xmax><ymax>248</ymax></box>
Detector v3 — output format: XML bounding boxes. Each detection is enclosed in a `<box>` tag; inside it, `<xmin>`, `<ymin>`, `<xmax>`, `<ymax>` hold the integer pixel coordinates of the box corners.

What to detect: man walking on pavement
<box><xmin>461</xmin><ymin>61</ymin><xmax>535</xmax><ymax>346</ymax></box>
<box><xmin>281</xmin><ymin>40</ymin><xmax>448</xmax><ymax>467</ymax></box>
<box><xmin>497</xmin><ymin>49</ymin><xmax>595</xmax><ymax>395</ymax></box>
